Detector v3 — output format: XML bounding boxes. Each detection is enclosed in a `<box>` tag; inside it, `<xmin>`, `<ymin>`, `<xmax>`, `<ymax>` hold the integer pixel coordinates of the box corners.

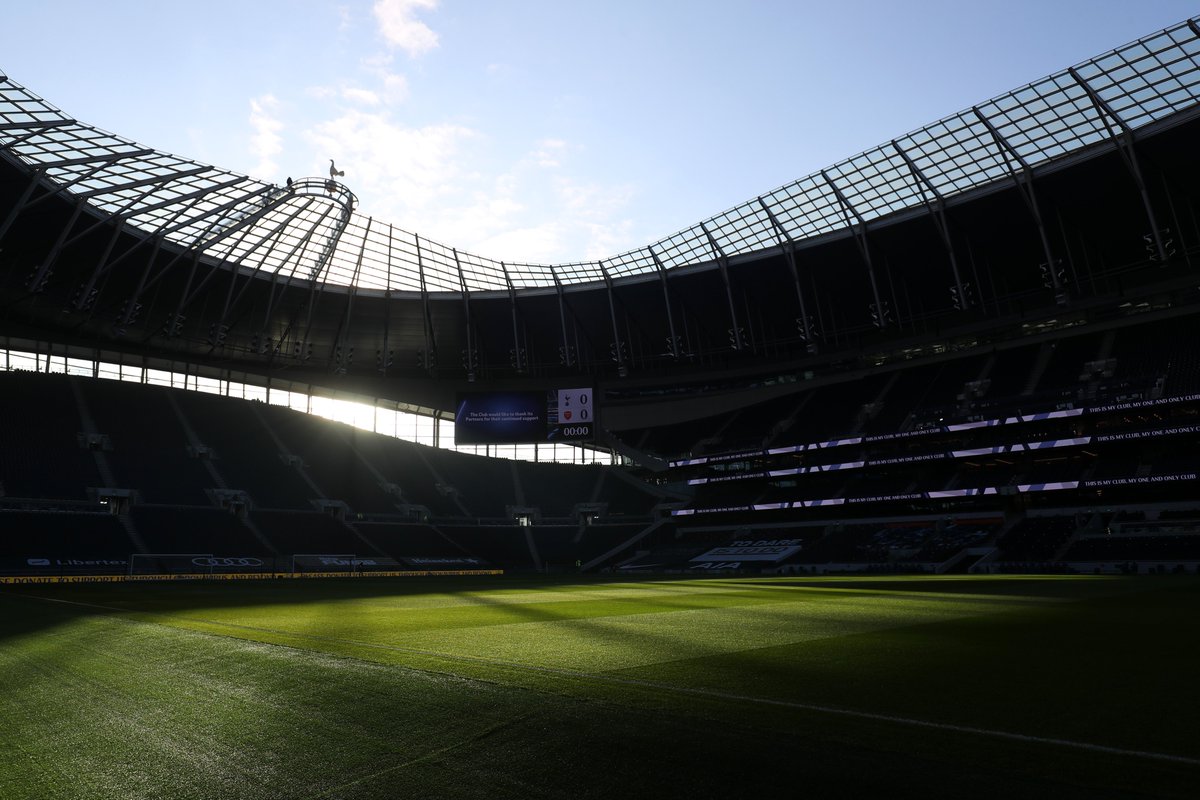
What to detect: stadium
<box><xmin>2</xmin><ymin>12</ymin><xmax>1199</xmax><ymax>798</ymax></box>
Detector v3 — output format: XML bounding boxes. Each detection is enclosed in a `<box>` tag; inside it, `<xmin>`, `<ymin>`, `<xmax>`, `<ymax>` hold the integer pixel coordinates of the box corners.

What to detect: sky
<box><xmin>1</xmin><ymin>1</ymin><xmax>1196</xmax><ymax>265</ymax></box>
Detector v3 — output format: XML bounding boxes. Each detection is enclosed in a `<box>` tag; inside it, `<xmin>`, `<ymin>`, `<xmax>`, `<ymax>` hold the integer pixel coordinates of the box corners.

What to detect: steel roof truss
<box><xmin>62</xmin><ymin>179</ymin><xmax>166</xmax><ymax>250</ymax></box>
<box><xmin>891</xmin><ymin>142</ymin><xmax>969</xmax><ymax>309</ymax></box>
<box><xmin>757</xmin><ymin>197</ymin><xmax>817</xmax><ymax>348</ymax></box>
<box><xmin>113</xmin><ymin>175</ymin><xmax>248</xmax><ymax>229</ymax></box>
<box><xmin>73</xmin><ymin>217</ymin><xmax>127</xmax><ymax>313</ymax></box>
<box><xmin>597</xmin><ymin>260</ymin><xmax>627</xmax><ymax>371</ymax></box>
<box><xmin>972</xmin><ymin>107</ymin><xmax>1063</xmax><ymax>303</ymax></box>
<box><xmin>27</xmin><ymin>195</ymin><xmax>86</xmax><ymax>293</ymax></box>
<box><xmin>648</xmin><ymin>246</ymin><xmax>682</xmax><ymax>359</ymax></box>
<box><xmin>0</xmin><ymin>118</ymin><xmax>75</xmax><ymax>134</ymax></box>
<box><xmin>115</xmin><ymin>235</ymin><xmax>165</xmax><ymax>334</ymax></box>
<box><xmin>498</xmin><ymin>261</ymin><xmax>525</xmax><ymax>372</ymax></box>
<box><xmin>98</xmin><ymin>195</ymin><xmax>211</xmax><ymax>291</ymax></box>
<box><xmin>331</xmin><ymin>216</ymin><xmax>371</xmax><ymax>373</ymax></box>
<box><xmin>415</xmin><ymin>232</ymin><xmax>436</xmax><ymax>372</ymax></box>
<box><xmin>40</xmin><ymin>147</ymin><xmax>155</xmax><ymax>171</ymax></box>
<box><xmin>0</xmin><ymin>168</ymin><xmax>44</xmax><ymax>246</ymax></box>
<box><xmin>700</xmin><ymin>221</ymin><xmax>746</xmax><ymax>349</ymax></box>
<box><xmin>819</xmin><ymin>170</ymin><xmax>889</xmax><ymax>328</ymax></box>
<box><xmin>550</xmin><ymin>268</ymin><xmax>575</xmax><ymax>368</ymax></box>
<box><xmin>1068</xmin><ymin>66</ymin><xmax>1168</xmax><ymax>263</ymax></box>
<box><xmin>221</xmin><ymin>207</ymin><xmax>299</xmax><ymax>335</ymax></box>
<box><xmin>260</xmin><ymin>199</ymin><xmax>330</xmax><ymax>344</ymax></box>
<box><xmin>171</xmin><ymin>216</ymin><xmax>264</xmax><ymax>338</ymax></box>
<box><xmin>24</xmin><ymin>159</ymin><xmax>131</xmax><ymax>210</ymax></box>
<box><xmin>453</xmin><ymin>248</ymin><xmax>478</xmax><ymax>377</ymax></box>
<box><xmin>75</xmin><ymin>164</ymin><xmax>212</xmax><ymax>201</ymax></box>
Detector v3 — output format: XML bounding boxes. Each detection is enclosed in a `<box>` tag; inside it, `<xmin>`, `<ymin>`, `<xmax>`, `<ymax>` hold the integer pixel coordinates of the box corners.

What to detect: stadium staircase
<box><xmin>70</xmin><ymin>377</ymin><xmax>151</xmax><ymax>555</ymax></box>
<box><xmin>248</xmin><ymin>402</ymin><xmax>326</xmax><ymax>501</ymax></box>
<box><xmin>581</xmin><ymin>517</ymin><xmax>670</xmax><ymax>572</ymax></box>
<box><xmin>412</xmin><ymin>447</ymin><xmax>473</xmax><ymax>517</ymax></box>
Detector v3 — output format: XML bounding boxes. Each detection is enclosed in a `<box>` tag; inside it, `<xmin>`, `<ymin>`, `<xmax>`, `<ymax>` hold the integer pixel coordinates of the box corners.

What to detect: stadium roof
<box><xmin>1</xmin><ymin>17</ymin><xmax>1199</xmax><ymax>295</ymax></box>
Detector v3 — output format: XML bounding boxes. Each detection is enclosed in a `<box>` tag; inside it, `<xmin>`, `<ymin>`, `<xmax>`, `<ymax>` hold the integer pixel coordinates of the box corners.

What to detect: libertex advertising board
<box><xmin>454</xmin><ymin>387</ymin><xmax>595</xmax><ymax>444</ymax></box>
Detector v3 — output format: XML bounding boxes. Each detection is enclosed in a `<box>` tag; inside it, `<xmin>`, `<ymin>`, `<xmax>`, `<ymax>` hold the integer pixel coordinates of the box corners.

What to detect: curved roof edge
<box><xmin>1</xmin><ymin>16</ymin><xmax>1198</xmax><ymax>294</ymax></box>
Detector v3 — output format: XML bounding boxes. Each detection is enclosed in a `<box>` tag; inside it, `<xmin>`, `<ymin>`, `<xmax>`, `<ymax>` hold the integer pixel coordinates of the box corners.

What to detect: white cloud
<box><xmin>359</xmin><ymin>53</ymin><xmax>411</xmax><ymax>104</ymax></box>
<box><xmin>306</xmin><ymin>85</ymin><xmax>337</xmax><ymax>100</ymax></box>
<box><xmin>305</xmin><ymin>109</ymin><xmax>478</xmax><ymax>229</ymax></box>
<box><xmin>373</xmin><ymin>0</ymin><xmax>439</xmax><ymax>57</ymax></box>
<box><xmin>247</xmin><ymin>95</ymin><xmax>284</xmax><ymax>179</ymax></box>
<box><xmin>297</xmin><ymin>113</ymin><xmax>640</xmax><ymax>264</ymax></box>
<box><xmin>341</xmin><ymin>87</ymin><xmax>382</xmax><ymax>106</ymax></box>
<box><xmin>532</xmin><ymin>138</ymin><xmax>567</xmax><ymax>168</ymax></box>
<box><xmin>381</xmin><ymin>73</ymin><xmax>410</xmax><ymax>103</ymax></box>
<box><xmin>460</xmin><ymin>160</ymin><xmax>639</xmax><ymax>262</ymax></box>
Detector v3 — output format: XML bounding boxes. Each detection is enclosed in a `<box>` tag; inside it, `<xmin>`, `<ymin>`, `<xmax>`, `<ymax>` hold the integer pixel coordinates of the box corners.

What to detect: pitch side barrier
<box><xmin>0</xmin><ymin>569</ymin><xmax>504</xmax><ymax>585</ymax></box>
<box><xmin>670</xmin><ymin>392</ymin><xmax>1200</xmax><ymax>469</ymax></box>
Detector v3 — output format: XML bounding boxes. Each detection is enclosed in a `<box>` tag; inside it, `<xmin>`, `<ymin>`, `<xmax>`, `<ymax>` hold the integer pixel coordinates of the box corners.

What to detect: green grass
<box><xmin>2</xmin><ymin>574</ymin><xmax>1198</xmax><ymax>798</ymax></box>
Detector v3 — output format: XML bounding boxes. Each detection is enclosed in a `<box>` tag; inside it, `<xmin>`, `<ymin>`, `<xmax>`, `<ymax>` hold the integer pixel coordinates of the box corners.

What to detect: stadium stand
<box><xmin>173</xmin><ymin>391</ymin><xmax>315</xmax><ymax>510</ymax></box>
<box><xmin>0</xmin><ymin>372</ymin><xmax>101</xmax><ymax>501</ymax></box>
<box><xmin>3</xmin><ymin>18</ymin><xmax>1200</xmax><ymax>578</ymax></box>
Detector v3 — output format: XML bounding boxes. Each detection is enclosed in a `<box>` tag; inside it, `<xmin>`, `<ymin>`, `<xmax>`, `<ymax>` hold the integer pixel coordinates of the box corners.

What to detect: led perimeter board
<box><xmin>455</xmin><ymin>387</ymin><xmax>595</xmax><ymax>444</ymax></box>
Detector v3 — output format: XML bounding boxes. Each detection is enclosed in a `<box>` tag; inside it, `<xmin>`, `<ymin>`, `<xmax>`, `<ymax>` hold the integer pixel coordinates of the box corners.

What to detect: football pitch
<box><xmin>1</xmin><ymin>574</ymin><xmax>1197</xmax><ymax>798</ymax></box>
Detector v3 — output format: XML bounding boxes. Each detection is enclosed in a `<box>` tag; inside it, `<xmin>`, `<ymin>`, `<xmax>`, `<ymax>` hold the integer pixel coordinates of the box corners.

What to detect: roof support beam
<box><xmin>73</xmin><ymin>217</ymin><xmax>128</xmax><ymax>313</ymax></box>
<box><xmin>46</xmin><ymin>177</ymin><xmax>256</xmax><ymax>288</ymax></box>
<box><xmin>414</xmin><ymin>232</ymin><xmax>436</xmax><ymax>373</ymax></box>
<box><xmin>598</xmin><ymin>260</ymin><xmax>628</xmax><ymax>374</ymax></box>
<box><xmin>0</xmin><ymin>118</ymin><xmax>75</xmax><ymax>134</ymax></box>
<box><xmin>453</xmin><ymin>249</ymin><xmax>478</xmax><ymax>380</ymax></box>
<box><xmin>499</xmin><ymin>262</ymin><xmax>525</xmax><ymax>373</ymax></box>
<box><xmin>1068</xmin><ymin>66</ymin><xmax>1168</xmax><ymax>263</ymax></box>
<box><xmin>820</xmin><ymin>170</ymin><xmax>890</xmax><ymax>328</ymax></box>
<box><xmin>0</xmin><ymin>168</ymin><xmax>45</xmax><ymax>247</ymax></box>
<box><xmin>699</xmin><ymin>222</ymin><xmax>745</xmax><ymax>349</ymax></box>
<box><xmin>648</xmin><ymin>246</ymin><xmax>682</xmax><ymax>359</ymax></box>
<box><xmin>330</xmin><ymin>217</ymin><xmax>371</xmax><ymax>373</ymax></box>
<box><xmin>72</xmin><ymin>164</ymin><xmax>212</xmax><ymax>201</ymax></box>
<box><xmin>112</xmin><ymin>175</ymin><xmax>249</xmax><ymax>229</ymax></box>
<box><xmin>259</xmin><ymin>201</ymin><xmax>330</xmax><ymax>361</ymax></box>
<box><xmin>550</xmin><ymin>267</ymin><xmax>575</xmax><ymax>368</ymax></box>
<box><xmin>20</xmin><ymin>160</ymin><xmax>151</xmax><ymax>211</ymax></box>
<box><xmin>376</xmin><ymin>226</ymin><xmax>394</xmax><ymax>377</ymax></box>
<box><xmin>758</xmin><ymin>198</ymin><xmax>818</xmax><ymax>350</ymax></box>
<box><xmin>114</xmin><ymin>235</ymin><xmax>166</xmax><ymax>334</ymax></box>
<box><xmin>164</xmin><ymin>211</ymin><xmax>263</xmax><ymax>341</ymax></box>
<box><xmin>39</xmin><ymin>148</ymin><xmax>156</xmax><ymax>171</ymax></box>
<box><xmin>972</xmin><ymin>107</ymin><xmax>1064</xmax><ymax>304</ymax></box>
<box><xmin>216</xmin><ymin>204</ymin><xmax>304</xmax><ymax>342</ymax></box>
<box><xmin>108</xmin><ymin>200</ymin><xmax>224</xmax><ymax>332</ymax></box>
<box><xmin>891</xmin><ymin>141</ymin><xmax>971</xmax><ymax>310</ymax></box>
<box><xmin>61</xmin><ymin>179</ymin><xmax>166</xmax><ymax>252</ymax></box>
<box><xmin>136</xmin><ymin>192</ymin><xmax>280</xmax><ymax>302</ymax></box>
<box><xmin>26</xmin><ymin>195</ymin><xmax>86</xmax><ymax>293</ymax></box>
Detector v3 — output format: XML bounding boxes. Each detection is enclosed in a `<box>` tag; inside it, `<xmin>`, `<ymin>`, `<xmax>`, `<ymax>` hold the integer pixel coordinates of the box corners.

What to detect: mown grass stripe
<box><xmin>17</xmin><ymin>590</ymin><xmax>1200</xmax><ymax>770</ymax></box>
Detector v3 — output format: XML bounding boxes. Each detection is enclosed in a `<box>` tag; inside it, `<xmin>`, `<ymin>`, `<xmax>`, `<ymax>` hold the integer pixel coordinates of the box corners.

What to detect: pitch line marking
<box><xmin>13</xmin><ymin>591</ymin><xmax>1200</xmax><ymax>769</ymax></box>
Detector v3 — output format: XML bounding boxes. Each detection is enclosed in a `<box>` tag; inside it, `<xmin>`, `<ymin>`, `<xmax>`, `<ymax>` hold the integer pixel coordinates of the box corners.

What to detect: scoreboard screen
<box><xmin>454</xmin><ymin>387</ymin><xmax>594</xmax><ymax>444</ymax></box>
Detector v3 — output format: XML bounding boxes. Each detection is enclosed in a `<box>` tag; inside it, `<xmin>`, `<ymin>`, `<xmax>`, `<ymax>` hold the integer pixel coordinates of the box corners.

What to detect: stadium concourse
<box><xmin>3</xmin><ymin>17</ymin><xmax>1200</xmax><ymax>581</ymax></box>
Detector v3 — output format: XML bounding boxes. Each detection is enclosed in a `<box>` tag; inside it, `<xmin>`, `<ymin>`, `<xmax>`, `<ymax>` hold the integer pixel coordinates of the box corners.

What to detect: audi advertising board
<box><xmin>455</xmin><ymin>387</ymin><xmax>595</xmax><ymax>444</ymax></box>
